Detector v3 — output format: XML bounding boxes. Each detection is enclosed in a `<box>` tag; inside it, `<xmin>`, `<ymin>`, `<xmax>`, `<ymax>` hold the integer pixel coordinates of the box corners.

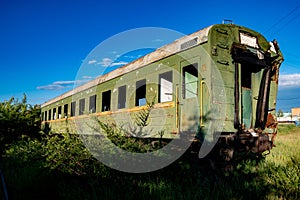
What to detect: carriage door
<box><xmin>179</xmin><ymin>61</ymin><xmax>201</xmax><ymax>134</ymax></box>
<box><xmin>240</xmin><ymin>63</ymin><xmax>253</xmax><ymax>128</ymax></box>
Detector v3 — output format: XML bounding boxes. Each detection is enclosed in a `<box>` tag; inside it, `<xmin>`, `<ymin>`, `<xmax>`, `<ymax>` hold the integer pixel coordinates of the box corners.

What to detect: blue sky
<box><xmin>0</xmin><ymin>0</ymin><xmax>299</xmax><ymax>112</ymax></box>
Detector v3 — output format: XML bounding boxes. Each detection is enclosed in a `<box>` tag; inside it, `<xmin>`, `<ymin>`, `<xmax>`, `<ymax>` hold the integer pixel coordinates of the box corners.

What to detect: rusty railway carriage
<box><xmin>41</xmin><ymin>23</ymin><xmax>283</xmax><ymax>157</ymax></box>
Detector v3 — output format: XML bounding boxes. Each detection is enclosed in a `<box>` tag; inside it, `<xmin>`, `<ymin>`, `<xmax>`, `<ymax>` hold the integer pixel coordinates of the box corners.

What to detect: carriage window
<box><xmin>79</xmin><ymin>98</ymin><xmax>85</xmax><ymax>115</ymax></box>
<box><xmin>71</xmin><ymin>101</ymin><xmax>76</xmax><ymax>116</ymax></box>
<box><xmin>183</xmin><ymin>64</ymin><xmax>198</xmax><ymax>99</ymax></box>
<box><xmin>89</xmin><ymin>95</ymin><xmax>97</xmax><ymax>113</ymax></box>
<box><xmin>48</xmin><ymin>109</ymin><xmax>51</xmax><ymax>120</ymax></box>
<box><xmin>58</xmin><ymin>106</ymin><xmax>62</xmax><ymax>119</ymax></box>
<box><xmin>44</xmin><ymin>111</ymin><xmax>47</xmax><ymax>121</ymax></box>
<box><xmin>241</xmin><ymin>63</ymin><xmax>252</xmax><ymax>89</ymax></box>
<box><xmin>159</xmin><ymin>71</ymin><xmax>173</xmax><ymax>103</ymax></box>
<box><xmin>53</xmin><ymin>108</ymin><xmax>57</xmax><ymax>120</ymax></box>
<box><xmin>118</xmin><ymin>85</ymin><xmax>126</xmax><ymax>109</ymax></box>
<box><xmin>136</xmin><ymin>79</ymin><xmax>146</xmax><ymax>106</ymax></box>
<box><xmin>102</xmin><ymin>90</ymin><xmax>111</xmax><ymax>111</ymax></box>
<box><xmin>63</xmin><ymin>104</ymin><xmax>68</xmax><ymax>118</ymax></box>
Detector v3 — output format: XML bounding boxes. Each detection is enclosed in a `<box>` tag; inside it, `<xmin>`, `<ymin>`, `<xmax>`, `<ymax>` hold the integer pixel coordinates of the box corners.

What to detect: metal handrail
<box><xmin>200</xmin><ymin>79</ymin><xmax>206</xmax><ymax>127</ymax></box>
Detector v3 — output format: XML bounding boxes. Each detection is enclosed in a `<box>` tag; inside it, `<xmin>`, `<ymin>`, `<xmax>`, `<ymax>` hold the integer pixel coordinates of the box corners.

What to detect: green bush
<box><xmin>0</xmin><ymin>94</ymin><xmax>41</xmax><ymax>153</ymax></box>
<box><xmin>0</xmin><ymin>97</ymin><xmax>300</xmax><ymax>199</ymax></box>
<box><xmin>0</xmin><ymin>132</ymin><xmax>111</xmax><ymax>199</ymax></box>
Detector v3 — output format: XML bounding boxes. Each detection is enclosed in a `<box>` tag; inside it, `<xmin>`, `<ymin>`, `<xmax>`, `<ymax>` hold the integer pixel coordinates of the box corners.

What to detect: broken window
<box><xmin>44</xmin><ymin>111</ymin><xmax>47</xmax><ymax>121</ymax></box>
<box><xmin>183</xmin><ymin>64</ymin><xmax>198</xmax><ymax>99</ymax></box>
<box><xmin>63</xmin><ymin>104</ymin><xmax>68</xmax><ymax>118</ymax></box>
<box><xmin>58</xmin><ymin>106</ymin><xmax>62</xmax><ymax>119</ymax></box>
<box><xmin>89</xmin><ymin>95</ymin><xmax>97</xmax><ymax>113</ymax></box>
<box><xmin>79</xmin><ymin>98</ymin><xmax>85</xmax><ymax>115</ymax></box>
<box><xmin>135</xmin><ymin>79</ymin><xmax>146</xmax><ymax>106</ymax></box>
<box><xmin>118</xmin><ymin>85</ymin><xmax>126</xmax><ymax>109</ymax></box>
<box><xmin>53</xmin><ymin>108</ymin><xmax>57</xmax><ymax>120</ymax></box>
<box><xmin>159</xmin><ymin>71</ymin><xmax>173</xmax><ymax>103</ymax></box>
<box><xmin>102</xmin><ymin>90</ymin><xmax>111</xmax><ymax>111</ymax></box>
<box><xmin>241</xmin><ymin>63</ymin><xmax>253</xmax><ymax>89</ymax></box>
<box><xmin>48</xmin><ymin>110</ymin><xmax>51</xmax><ymax>120</ymax></box>
<box><xmin>71</xmin><ymin>101</ymin><xmax>76</xmax><ymax>117</ymax></box>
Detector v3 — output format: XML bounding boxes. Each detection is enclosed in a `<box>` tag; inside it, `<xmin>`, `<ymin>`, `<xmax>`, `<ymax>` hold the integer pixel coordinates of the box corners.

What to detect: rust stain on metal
<box><xmin>271</xmin><ymin>64</ymin><xmax>279</xmax><ymax>83</ymax></box>
<box><xmin>202</xmin><ymin>64</ymin><xmax>207</xmax><ymax>71</ymax></box>
<box><xmin>265</xmin><ymin>113</ymin><xmax>277</xmax><ymax>129</ymax></box>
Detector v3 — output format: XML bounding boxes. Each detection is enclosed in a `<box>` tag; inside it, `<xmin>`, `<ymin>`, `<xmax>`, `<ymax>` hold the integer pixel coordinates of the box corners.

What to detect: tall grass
<box><xmin>0</xmin><ymin>125</ymin><xmax>299</xmax><ymax>199</ymax></box>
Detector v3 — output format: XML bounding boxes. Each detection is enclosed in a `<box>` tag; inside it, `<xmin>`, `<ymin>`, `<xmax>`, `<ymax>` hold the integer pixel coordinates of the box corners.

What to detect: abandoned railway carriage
<box><xmin>41</xmin><ymin>23</ymin><xmax>283</xmax><ymax>156</ymax></box>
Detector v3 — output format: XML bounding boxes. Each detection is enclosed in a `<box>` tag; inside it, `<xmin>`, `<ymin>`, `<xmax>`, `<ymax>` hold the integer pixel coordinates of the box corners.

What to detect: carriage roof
<box><xmin>42</xmin><ymin>26</ymin><xmax>213</xmax><ymax>107</ymax></box>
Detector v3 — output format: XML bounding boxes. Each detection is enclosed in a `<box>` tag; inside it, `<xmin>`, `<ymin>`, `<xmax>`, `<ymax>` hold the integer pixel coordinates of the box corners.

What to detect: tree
<box><xmin>277</xmin><ymin>109</ymin><xmax>284</xmax><ymax>117</ymax></box>
<box><xmin>0</xmin><ymin>94</ymin><xmax>41</xmax><ymax>153</ymax></box>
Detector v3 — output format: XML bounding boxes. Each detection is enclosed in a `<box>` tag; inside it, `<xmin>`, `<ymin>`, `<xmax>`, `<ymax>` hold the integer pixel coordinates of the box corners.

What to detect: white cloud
<box><xmin>53</xmin><ymin>80</ymin><xmax>77</xmax><ymax>85</ymax></box>
<box><xmin>36</xmin><ymin>84</ymin><xmax>68</xmax><ymax>90</ymax></box>
<box><xmin>124</xmin><ymin>55</ymin><xmax>136</xmax><ymax>59</ymax></box>
<box><xmin>152</xmin><ymin>39</ymin><xmax>163</xmax><ymax>42</ymax></box>
<box><xmin>111</xmin><ymin>61</ymin><xmax>128</xmax><ymax>66</ymax></box>
<box><xmin>82</xmin><ymin>75</ymin><xmax>94</xmax><ymax>79</ymax></box>
<box><xmin>98</xmin><ymin>58</ymin><xmax>113</xmax><ymax>67</ymax></box>
<box><xmin>36</xmin><ymin>77</ymin><xmax>93</xmax><ymax>91</ymax></box>
<box><xmin>88</xmin><ymin>59</ymin><xmax>97</xmax><ymax>64</ymax></box>
<box><xmin>279</xmin><ymin>73</ymin><xmax>300</xmax><ymax>88</ymax></box>
<box><xmin>97</xmin><ymin>58</ymin><xmax>127</xmax><ymax>67</ymax></box>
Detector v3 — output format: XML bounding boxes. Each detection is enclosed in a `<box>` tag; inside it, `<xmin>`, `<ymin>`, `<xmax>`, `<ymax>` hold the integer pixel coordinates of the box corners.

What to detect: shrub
<box><xmin>0</xmin><ymin>95</ymin><xmax>41</xmax><ymax>153</ymax></box>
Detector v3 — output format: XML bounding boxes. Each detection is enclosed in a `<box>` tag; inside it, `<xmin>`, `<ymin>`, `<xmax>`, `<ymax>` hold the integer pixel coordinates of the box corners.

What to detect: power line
<box><xmin>269</xmin><ymin>16</ymin><xmax>300</xmax><ymax>38</ymax></box>
<box><xmin>281</xmin><ymin>62</ymin><xmax>300</xmax><ymax>69</ymax></box>
<box><xmin>277</xmin><ymin>96</ymin><xmax>300</xmax><ymax>100</ymax></box>
<box><xmin>264</xmin><ymin>4</ymin><xmax>300</xmax><ymax>34</ymax></box>
<box><xmin>272</xmin><ymin>13</ymin><xmax>300</xmax><ymax>36</ymax></box>
<box><xmin>284</xmin><ymin>51</ymin><xmax>300</xmax><ymax>59</ymax></box>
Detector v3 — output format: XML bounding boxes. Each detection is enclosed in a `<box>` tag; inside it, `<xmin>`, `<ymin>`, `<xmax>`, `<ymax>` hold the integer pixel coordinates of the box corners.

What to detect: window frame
<box><xmin>89</xmin><ymin>95</ymin><xmax>97</xmax><ymax>113</ymax></box>
<box><xmin>58</xmin><ymin>106</ymin><xmax>62</xmax><ymax>119</ymax></box>
<box><xmin>79</xmin><ymin>98</ymin><xmax>85</xmax><ymax>115</ymax></box>
<box><xmin>183</xmin><ymin>64</ymin><xmax>198</xmax><ymax>99</ymax></box>
<box><xmin>118</xmin><ymin>85</ymin><xmax>127</xmax><ymax>109</ymax></box>
<box><xmin>44</xmin><ymin>111</ymin><xmax>47</xmax><ymax>121</ymax></box>
<box><xmin>71</xmin><ymin>101</ymin><xmax>76</xmax><ymax>117</ymax></box>
<box><xmin>135</xmin><ymin>79</ymin><xmax>147</xmax><ymax>106</ymax></box>
<box><xmin>53</xmin><ymin>108</ymin><xmax>57</xmax><ymax>120</ymax></box>
<box><xmin>159</xmin><ymin>71</ymin><xmax>173</xmax><ymax>103</ymax></box>
<box><xmin>102</xmin><ymin>90</ymin><xmax>111</xmax><ymax>112</ymax></box>
<box><xmin>63</xmin><ymin>104</ymin><xmax>68</xmax><ymax>118</ymax></box>
<box><xmin>48</xmin><ymin>109</ymin><xmax>52</xmax><ymax>120</ymax></box>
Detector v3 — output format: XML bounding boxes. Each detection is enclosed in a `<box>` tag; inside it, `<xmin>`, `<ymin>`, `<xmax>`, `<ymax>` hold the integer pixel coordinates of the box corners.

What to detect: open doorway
<box><xmin>240</xmin><ymin>62</ymin><xmax>261</xmax><ymax>128</ymax></box>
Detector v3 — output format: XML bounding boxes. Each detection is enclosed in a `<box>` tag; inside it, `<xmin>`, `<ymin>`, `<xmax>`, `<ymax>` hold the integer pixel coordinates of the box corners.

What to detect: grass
<box><xmin>0</xmin><ymin>125</ymin><xmax>299</xmax><ymax>200</ymax></box>
<box><xmin>269</xmin><ymin>125</ymin><xmax>300</xmax><ymax>165</ymax></box>
<box><xmin>262</xmin><ymin>125</ymin><xmax>300</xmax><ymax>199</ymax></box>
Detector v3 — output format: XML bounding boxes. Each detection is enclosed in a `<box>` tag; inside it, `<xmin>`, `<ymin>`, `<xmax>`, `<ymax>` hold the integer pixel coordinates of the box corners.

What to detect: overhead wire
<box><xmin>277</xmin><ymin>96</ymin><xmax>300</xmax><ymax>100</ymax></box>
<box><xmin>283</xmin><ymin>51</ymin><xmax>300</xmax><ymax>59</ymax></box>
<box><xmin>264</xmin><ymin>4</ymin><xmax>300</xmax><ymax>36</ymax></box>
<box><xmin>264</xmin><ymin>4</ymin><xmax>300</xmax><ymax>107</ymax></box>
<box><xmin>270</xmin><ymin>13</ymin><xmax>300</xmax><ymax>37</ymax></box>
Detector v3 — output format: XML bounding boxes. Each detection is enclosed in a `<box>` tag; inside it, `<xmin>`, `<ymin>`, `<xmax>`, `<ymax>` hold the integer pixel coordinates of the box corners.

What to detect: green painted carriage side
<box><xmin>41</xmin><ymin>24</ymin><xmax>282</xmax><ymax>138</ymax></box>
<box><xmin>207</xmin><ymin>24</ymin><xmax>281</xmax><ymax>131</ymax></box>
<box><xmin>41</xmin><ymin>41</ymin><xmax>212</xmax><ymax>137</ymax></box>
